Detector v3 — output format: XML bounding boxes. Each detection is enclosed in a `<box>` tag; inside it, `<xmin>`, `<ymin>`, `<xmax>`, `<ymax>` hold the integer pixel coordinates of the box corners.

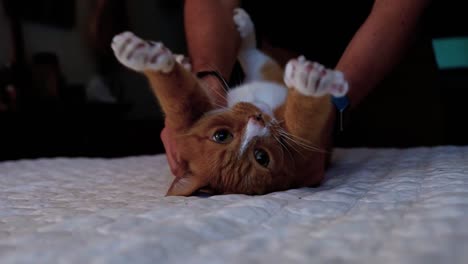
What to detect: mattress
<box><xmin>1</xmin><ymin>146</ymin><xmax>467</xmax><ymax>264</ymax></box>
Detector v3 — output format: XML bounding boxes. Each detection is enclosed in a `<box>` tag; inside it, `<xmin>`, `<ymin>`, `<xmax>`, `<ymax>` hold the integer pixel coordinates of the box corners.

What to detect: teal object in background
<box><xmin>432</xmin><ymin>37</ymin><xmax>468</xmax><ymax>69</ymax></box>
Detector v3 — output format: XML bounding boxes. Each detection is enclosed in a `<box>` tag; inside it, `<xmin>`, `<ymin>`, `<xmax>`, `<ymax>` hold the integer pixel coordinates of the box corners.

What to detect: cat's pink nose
<box><xmin>249</xmin><ymin>114</ymin><xmax>264</xmax><ymax>126</ymax></box>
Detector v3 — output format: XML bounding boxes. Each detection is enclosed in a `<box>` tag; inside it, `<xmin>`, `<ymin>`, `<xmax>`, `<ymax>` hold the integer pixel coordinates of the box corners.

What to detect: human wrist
<box><xmin>197</xmin><ymin>73</ymin><xmax>227</xmax><ymax>107</ymax></box>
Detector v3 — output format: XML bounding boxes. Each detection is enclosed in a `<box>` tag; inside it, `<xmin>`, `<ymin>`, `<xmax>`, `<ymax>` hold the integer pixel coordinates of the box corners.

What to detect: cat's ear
<box><xmin>166</xmin><ymin>173</ymin><xmax>204</xmax><ymax>196</ymax></box>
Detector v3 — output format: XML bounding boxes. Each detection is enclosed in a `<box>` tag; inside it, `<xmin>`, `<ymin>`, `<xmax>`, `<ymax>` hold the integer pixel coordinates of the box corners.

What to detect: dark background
<box><xmin>0</xmin><ymin>0</ymin><xmax>467</xmax><ymax>161</ymax></box>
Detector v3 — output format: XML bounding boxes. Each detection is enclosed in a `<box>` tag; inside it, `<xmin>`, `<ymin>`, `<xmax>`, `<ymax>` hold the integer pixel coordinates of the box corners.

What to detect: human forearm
<box><xmin>184</xmin><ymin>0</ymin><xmax>240</xmax><ymax>105</ymax></box>
<box><xmin>335</xmin><ymin>0</ymin><xmax>431</xmax><ymax>109</ymax></box>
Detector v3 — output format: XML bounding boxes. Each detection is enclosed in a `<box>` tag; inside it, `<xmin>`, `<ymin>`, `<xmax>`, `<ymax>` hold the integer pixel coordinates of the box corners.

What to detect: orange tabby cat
<box><xmin>111</xmin><ymin>8</ymin><xmax>348</xmax><ymax>196</ymax></box>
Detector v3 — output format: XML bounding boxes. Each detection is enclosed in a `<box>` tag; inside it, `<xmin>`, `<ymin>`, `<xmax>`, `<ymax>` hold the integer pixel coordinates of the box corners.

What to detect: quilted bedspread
<box><xmin>1</xmin><ymin>146</ymin><xmax>468</xmax><ymax>264</ymax></box>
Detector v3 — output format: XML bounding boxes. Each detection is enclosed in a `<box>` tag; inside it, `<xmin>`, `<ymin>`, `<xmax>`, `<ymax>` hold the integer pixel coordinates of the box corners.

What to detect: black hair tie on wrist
<box><xmin>196</xmin><ymin>70</ymin><xmax>230</xmax><ymax>90</ymax></box>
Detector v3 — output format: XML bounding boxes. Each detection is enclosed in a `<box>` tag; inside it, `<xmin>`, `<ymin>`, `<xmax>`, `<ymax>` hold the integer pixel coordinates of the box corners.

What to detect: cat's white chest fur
<box><xmin>227</xmin><ymin>81</ymin><xmax>287</xmax><ymax>115</ymax></box>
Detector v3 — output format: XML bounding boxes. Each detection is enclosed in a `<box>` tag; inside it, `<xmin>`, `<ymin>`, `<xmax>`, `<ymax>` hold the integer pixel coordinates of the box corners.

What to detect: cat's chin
<box><xmin>226</xmin><ymin>81</ymin><xmax>287</xmax><ymax>112</ymax></box>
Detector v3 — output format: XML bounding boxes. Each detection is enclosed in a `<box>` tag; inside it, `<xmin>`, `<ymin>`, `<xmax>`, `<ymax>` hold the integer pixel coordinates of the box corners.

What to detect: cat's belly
<box><xmin>227</xmin><ymin>81</ymin><xmax>287</xmax><ymax>115</ymax></box>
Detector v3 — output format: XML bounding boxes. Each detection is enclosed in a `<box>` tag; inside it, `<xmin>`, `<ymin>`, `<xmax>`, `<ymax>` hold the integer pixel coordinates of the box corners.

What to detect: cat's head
<box><xmin>166</xmin><ymin>102</ymin><xmax>299</xmax><ymax>196</ymax></box>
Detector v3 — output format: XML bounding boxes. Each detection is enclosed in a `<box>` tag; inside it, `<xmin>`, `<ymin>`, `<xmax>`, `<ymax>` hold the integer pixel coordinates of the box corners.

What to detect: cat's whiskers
<box><xmin>208</xmin><ymin>88</ymin><xmax>229</xmax><ymax>108</ymax></box>
<box><xmin>269</xmin><ymin>121</ymin><xmax>294</xmax><ymax>160</ymax></box>
<box><xmin>271</xmin><ymin>133</ymin><xmax>290</xmax><ymax>162</ymax></box>
<box><xmin>270</xmin><ymin>129</ymin><xmax>299</xmax><ymax>172</ymax></box>
<box><xmin>194</xmin><ymin>63</ymin><xmax>230</xmax><ymax>109</ymax></box>
<box><xmin>279</xmin><ymin>133</ymin><xmax>317</xmax><ymax>154</ymax></box>
<box><xmin>278</xmin><ymin>129</ymin><xmax>326</xmax><ymax>153</ymax></box>
<box><xmin>279</xmin><ymin>134</ymin><xmax>306</xmax><ymax>159</ymax></box>
<box><xmin>213</xmin><ymin>101</ymin><xmax>228</xmax><ymax>109</ymax></box>
<box><xmin>202</xmin><ymin>63</ymin><xmax>230</xmax><ymax>93</ymax></box>
<box><xmin>273</xmin><ymin>119</ymin><xmax>286</xmax><ymax>126</ymax></box>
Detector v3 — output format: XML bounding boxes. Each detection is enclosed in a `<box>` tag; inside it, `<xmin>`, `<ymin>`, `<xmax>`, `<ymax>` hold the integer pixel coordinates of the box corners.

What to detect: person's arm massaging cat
<box><xmin>111</xmin><ymin>9</ymin><xmax>348</xmax><ymax>196</ymax></box>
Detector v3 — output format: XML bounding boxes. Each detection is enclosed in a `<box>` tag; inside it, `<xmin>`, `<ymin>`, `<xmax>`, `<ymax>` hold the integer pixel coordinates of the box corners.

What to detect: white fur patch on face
<box><xmin>227</xmin><ymin>81</ymin><xmax>287</xmax><ymax>115</ymax></box>
<box><xmin>240</xmin><ymin>119</ymin><xmax>269</xmax><ymax>155</ymax></box>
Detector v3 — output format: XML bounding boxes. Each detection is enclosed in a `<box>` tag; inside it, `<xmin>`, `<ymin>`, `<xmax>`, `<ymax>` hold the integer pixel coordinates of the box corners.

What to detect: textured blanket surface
<box><xmin>1</xmin><ymin>147</ymin><xmax>468</xmax><ymax>264</ymax></box>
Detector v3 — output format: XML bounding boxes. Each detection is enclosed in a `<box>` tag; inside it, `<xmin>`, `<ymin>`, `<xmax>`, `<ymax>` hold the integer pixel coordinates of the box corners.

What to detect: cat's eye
<box><xmin>212</xmin><ymin>129</ymin><xmax>233</xmax><ymax>144</ymax></box>
<box><xmin>254</xmin><ymin>149</ymin><xmax>270</xmax><ymax>167</ymax></box>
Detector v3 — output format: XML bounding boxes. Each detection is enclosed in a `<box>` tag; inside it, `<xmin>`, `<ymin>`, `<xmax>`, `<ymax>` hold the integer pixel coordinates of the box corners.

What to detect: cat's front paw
<box><xmin>111</xmin><ymin>31</ymin><xmax>175</xmax><ymax>73</ymax></box>
<box><xmin>284</xmin><ymin>56</ymin><xmax>348</xmax><ymax>97</ymax></box>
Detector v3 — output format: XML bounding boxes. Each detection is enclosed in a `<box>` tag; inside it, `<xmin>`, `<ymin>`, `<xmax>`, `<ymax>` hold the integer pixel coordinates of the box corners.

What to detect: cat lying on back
<box><xmin>111</xmin><ymin>8</ymin><xmax>348</xmax><ymax>196</ymax></box>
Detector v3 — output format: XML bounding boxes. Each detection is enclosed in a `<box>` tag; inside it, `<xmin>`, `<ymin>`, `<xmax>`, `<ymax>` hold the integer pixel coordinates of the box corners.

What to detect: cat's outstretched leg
<box><xmin>112</xmin><ymin>31</ymin><xmax>213</xmax><ymax>131</ymax></box>
<box><xmin>282</xmin><ymin>56</ymin><xmax>349</xmax><ymax>145</ymax></box>
<box><xmin>233</xmin><ymin>8</ymin><xmax>283</xmax><ymax>84</ymax></box>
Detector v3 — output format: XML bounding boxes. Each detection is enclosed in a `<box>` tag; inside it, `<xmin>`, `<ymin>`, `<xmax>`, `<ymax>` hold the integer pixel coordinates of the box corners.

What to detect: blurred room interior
<box><xmin>0</xmin><ymin>0</ymin><xmax>467</xmax><ymax>161</ymax></box>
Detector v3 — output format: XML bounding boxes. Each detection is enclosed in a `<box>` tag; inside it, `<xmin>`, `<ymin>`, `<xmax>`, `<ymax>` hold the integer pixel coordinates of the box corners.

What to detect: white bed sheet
<box><xmin>1</xmin><ymin>147</ymin><xmax>468</xmax><ymax>264</ymax></box>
